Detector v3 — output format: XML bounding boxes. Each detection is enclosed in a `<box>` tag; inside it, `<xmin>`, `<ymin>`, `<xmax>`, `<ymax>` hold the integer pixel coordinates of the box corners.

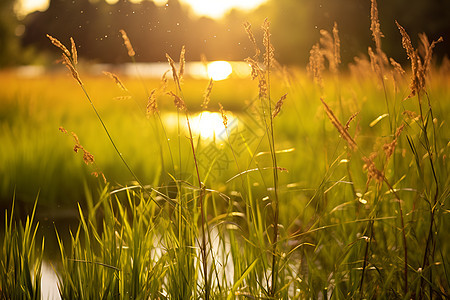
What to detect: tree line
<box><xmin>1</xmin><ymin>0</ymin><xmax>449</xmax><ymax>67</ymax></box>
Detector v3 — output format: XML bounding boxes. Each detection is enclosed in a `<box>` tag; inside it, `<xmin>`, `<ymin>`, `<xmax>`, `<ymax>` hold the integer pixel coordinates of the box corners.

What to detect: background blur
<box><xmin>2</xmin><ymin>0</ymin><xmax>449</xmax><ymax>68</ymax></box>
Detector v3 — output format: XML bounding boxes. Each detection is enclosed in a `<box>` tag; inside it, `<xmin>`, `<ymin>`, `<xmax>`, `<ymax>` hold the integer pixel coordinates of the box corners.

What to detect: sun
<box><xmin>207</xmin><ymin>61</ymin><xmax>233</xmax><ymax>81</ymax></box>
<box><xmin>180</xmin><ymin>0</ymin><xmax>267</xmax><ymax>18</ymax></box>
<box><xmin>18</xmin><ymin>0</ymin><xmax>267</xmax><ymax>19</ymax></box>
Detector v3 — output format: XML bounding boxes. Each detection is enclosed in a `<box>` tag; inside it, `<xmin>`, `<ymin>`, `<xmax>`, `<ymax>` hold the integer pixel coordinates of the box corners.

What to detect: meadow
<box><xmin>1</xmin><ymin>8</ymin><xmax>449</xmax><ymax>300</ymax></box>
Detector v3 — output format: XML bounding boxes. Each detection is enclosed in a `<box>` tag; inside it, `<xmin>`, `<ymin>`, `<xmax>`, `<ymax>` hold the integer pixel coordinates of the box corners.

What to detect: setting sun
<box><xmin>207</xmin><ymin>61</ymin><xmax>233</xmax><ymax>81</ymax></box>
<box><xmin>180</xmin><ymin>0</ymin><xmax>267</xmax><ymax>18</ymax></box>
<box><xmin>18</xmin><ymin>0</ymin><xmax>267</xmax><ymax>18</ymax></box>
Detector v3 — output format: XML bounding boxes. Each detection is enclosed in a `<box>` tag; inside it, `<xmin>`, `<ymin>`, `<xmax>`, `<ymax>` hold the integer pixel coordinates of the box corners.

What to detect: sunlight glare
<box><xmin>191</xmin><ymin>111</ymin><xmax>234</xmax><ymax>140</ymax></box>
<box><xmin>181</xmin><ymin>0</ymin><xmax>267</xmax><ymax>18</ymax></box>
<box><xmin>207</xmin><ymin>61</ymin><xmax>232</xmax><ymax>81</ymax></box>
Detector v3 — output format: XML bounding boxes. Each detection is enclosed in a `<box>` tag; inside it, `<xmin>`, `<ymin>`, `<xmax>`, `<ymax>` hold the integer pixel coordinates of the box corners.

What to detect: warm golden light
<box><xmin>19</xmin><ymin>0</ymin><xmax>267</xmax><ymax>18</ymax></box>
<box><xmin>191</xmin><ymin>111</ymin><xmax>228</xmax><ymax>140</ymax></box>
<box><xmin>207</xmin><ymin>61</ymin><xmax>232</xmax><ymax>81</ymax></box>
<box><xmin>181</xmin><ymin>0</ymin><xmax>267</xmax><ymax>18</ymax></box>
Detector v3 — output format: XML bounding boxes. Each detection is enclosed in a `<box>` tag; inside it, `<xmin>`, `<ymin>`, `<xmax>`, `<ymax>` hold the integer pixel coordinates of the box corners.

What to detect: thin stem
<box><xmin>79</xmin><ymin>84</ymin><xmax>161</xmax><ymax>208</ymax></box>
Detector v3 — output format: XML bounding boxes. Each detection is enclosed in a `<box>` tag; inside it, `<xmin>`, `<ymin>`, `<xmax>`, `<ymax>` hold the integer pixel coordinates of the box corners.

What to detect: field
<box><xmin>1</xmin><ymin>15</ymin><xmax>449</xmax><ymax>300</ymax></box>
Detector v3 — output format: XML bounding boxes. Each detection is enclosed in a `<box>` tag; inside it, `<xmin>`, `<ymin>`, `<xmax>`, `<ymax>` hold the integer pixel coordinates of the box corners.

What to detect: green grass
<box><xmin>1</xmin><ymin>16</ymin><xmax>450</xmax><ymax>299</ymax></box>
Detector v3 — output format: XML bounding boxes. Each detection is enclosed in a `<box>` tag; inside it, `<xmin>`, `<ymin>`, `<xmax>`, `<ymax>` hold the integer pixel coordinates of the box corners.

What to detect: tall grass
<box><xmin>0</xmin><ymin>197</ymin><xmax>44</xmax><ymax>299</ymax></box>
<box><xmin>1</xmin><ymin>5</ymin><xmax>449</xmax><ymax>299</ymax></box>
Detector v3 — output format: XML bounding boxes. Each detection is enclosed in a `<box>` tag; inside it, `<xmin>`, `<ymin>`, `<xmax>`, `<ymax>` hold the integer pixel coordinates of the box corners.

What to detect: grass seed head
<box><xmin>219</xmin><ymin>103</ymin><xmax>228</xmax><ymax>128</ymax></box>
<box><xmin>370</xmin><ymin>0</ymin><xmax>384</xmax><ymax>53</ymax></box>
<box><xmin>70</xmin><ymin>37</ymin><xmax>78</xmax><ymax>66</ymax></box>
<box><xmin>103</xmin><ymin>71</ymin><xmax>128</xmax><ymax>92</ymax></box>
<box><xmin>383</xmin><ymin>124</ymin><xmax>405</xmax><ymax>161</ymax></box>
<box><xmin>47</xmin><ymin>34</ymin><xmax>71</xmax><ymax>58</ymax></box>
<box><xmin>272</xmin><ymin>93</ymin><xmax>287</xmax><ymax>119</ymax></box>
<box><xmin>166</xmin><ymin>53</ymin><xmax>181</xmax><ymax>89</ymax></box>
<box><xmin>146</xmin><ymin>89</ymin><xmax>159</xmax><ymax>117</ymax></box>
<box><xmin>168</xmin><ymin>91</ymin><xmax>186</xmax><ymax>111</ymax></box>
<box><xmin>321</xmin><ymin>98</ymin><xmax>358</xmax><ymax>151</ymax></box>
<box><xmin>332</xmin><ymin>22</ymin><xmax>341</xmax><ymax>68</ymax></box>
<box><xmin>307</xmin><ymin>43</ymin><xmax>325</xmax><ymax>91</ymax></box>
<box><xmin>244</xmin><ymin>21</ymin><xmax>261</xmax><ymax>61</ymax></box>
<box><xmin>262</xmin><ymin>18</ymin><xmax>275</xmax><ymax>69</ymax></box>
<box><xmin>120</xmin><ymin>29</ymin><xmax>135</xmax><ymax>57</ymax></box>
<box><xmin>363</xmin><ymin>153</ymin><xmax>384</xmax><ymax>184</ymax></box>
<box><xmin>202</xmin><ymin>78</ymin><xmax>214</xmax><ymax>109</ymax></box>
<box><xmin>179</xmin><ymin>45</ymin><xmax>186</xmax><ymax>82</ymax></box>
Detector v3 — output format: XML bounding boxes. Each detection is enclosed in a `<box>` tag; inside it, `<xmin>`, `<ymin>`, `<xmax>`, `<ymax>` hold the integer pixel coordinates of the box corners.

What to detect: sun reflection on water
<box><xmin>162</xmin><ymin>111</ymin><xmax>237</xmax><ymax>141</ymax></box>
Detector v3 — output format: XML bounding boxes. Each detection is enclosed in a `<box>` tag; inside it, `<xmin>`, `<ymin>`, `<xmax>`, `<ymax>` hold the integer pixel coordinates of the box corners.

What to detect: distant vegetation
<box><xmin>1</xmin><ymin>0</ymin><xmax>449</xmax><ymax>299</ymax></box>
<box><xmin>1</xmin><ymin>0</ymin><xmax>449</xmax><ymax>67</ymax></box>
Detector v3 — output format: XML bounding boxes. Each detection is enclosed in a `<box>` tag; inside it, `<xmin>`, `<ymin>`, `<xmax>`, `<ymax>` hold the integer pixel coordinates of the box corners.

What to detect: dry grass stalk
<box><xmin>179</xmin><ymin>45</ymin><xmax>186</xmax><ymax>82</ymax></box>
<box><xmin>60</xmin><ymin>129</ymin><xmax>95</xmax><ymax>165</ymax></box>
<box><xmin>47</xmin><ymin>34</ymin><xmax>71</xmax><ymax>58</ymax></box>
<box><xmin>102</xmin><ymin>71</ymin><xmax>128</xmax><ymax>92</ymax></box>
<box><xmin>245</xmin><ymin>57</ymin><xmax>268</xmax><ymax>100</ymax></box>
<box><xmin>167</xmin><ymin>91</ymin><xmax>186</xmax><ymax>111</ymax></box>
<box><xmin>119</xmin><ymin>29</ymin><xmax>135</xmax><ymax>57</ymax></box>
<box><xmin>70</xmin><ymin>37</ymin><xmax>78</xmax><ymax>66</ymax></box>
<box><xmin>201</xmin><ymin>78</ymin><xmax>214</xmax><ymax>109</ymax></box>
<box><xmin>91</xmin><ymin>171</ymin><xmax>107</xmax><ymax>183</ymax></box>
<box><xmin>160</xmin><ymin>70</ymin><xmax>169</xmax><ymax>93</ymax></box>
<box><xmin>321</xmin><ymin>98</ymin><xmax>358</xmax><ymax>151</ymax></box>
<box><xmin>219</xmin><ymin>103</ymin><xmax>227</xmax><ymax>128</ymax></box>
<box><xmin>397</xmin><ymin>22</ymin><xmax>442</xmax><ymax>100</ymax></box>
<box><xmin>62</xmin><ymin>53</ymin><xmax>83</xmax><ymax>86</ymax></box>
<box><xmin>402</xmin><ymin>110</ymin><xmax>419</xmax><ymax>121</ymax></box>
<box><xmin>47</xmin><ymin>34</ymin><xmax>82</xmax><ymax>85</ymax></box>
<box><xmin>396</xmin><ymin>21</ymin><xmax>421</xmax><ymax>98</ymax></box>
<box><xmin>307</xmin><ymin>43</ymin><xmax>325</xmax><ymax>91</ymax></box>
<box><xmin>60</xmin><ymin>127</ymin><xmax>106</xmax><ymax>182</ymax></box>
<box><xmin>368</xmin><ymin>47</ymin><xmax>382</xmax><ymax>76</ymax></box>
<box><xmin>332</xmin><ymin>22</ymin><xmax>341</xmax><ymax>69</ymax></box>
<box><xmin>363</xmin><ymin>153</ymin><xmax>384</xmax><ymax>184</ymax></box>
<box><xmin>419</xmin><ymin>33</ymin><xmax>443</xmax><ymax>82</ymax></box>
<box><xmin>390</xmin><ymin>58</ymin><xmax>406</xmax><ymax>75</ymax></box>
<box><xmin>272</xmin><ymin>93</ymin><xmax>287</xmax><ymax>119</ymax></box>
<box><xmin>146</xmin><ymin>89</ymin><xmax>159</xmax><ymax>117</ymax></box>
<box><xmin>344</xmin><ymin>111</ymin><xmax>360</xmax><ymax>131</ymax></box>
<box><xmin>166</xmin><ymin>53</ymin><xmax>181</xmax><ymax>90</ymax></box>
<box><xmin>383</xmin><ymin>124</ymin><xmax>405</xmax><ymax>161</ymax></box>
<box><xmin>262</xmin><ymin>18</ymin><xmax>274</xmax><ymax>69</ymax></box>
<box><xmin>244</xmin><ymin>21</ymin><xmax>261</xmax><ymax>61</ymax></box>
<box><xmin>370</xmin><ymin>0</ymin><xmax>384</xmax><ymax>55</ymax></box>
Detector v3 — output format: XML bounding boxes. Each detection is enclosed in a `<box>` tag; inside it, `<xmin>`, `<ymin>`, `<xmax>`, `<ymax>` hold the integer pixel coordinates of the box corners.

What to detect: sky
<box><xmin>17</xmin><ymin>0</ymin><xmax>267</xmax><ymax>19</ymax></box>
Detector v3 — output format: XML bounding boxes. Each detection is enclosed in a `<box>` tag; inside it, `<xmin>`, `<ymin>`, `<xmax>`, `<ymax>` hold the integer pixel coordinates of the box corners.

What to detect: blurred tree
<box><xmin>0</xmin><ymin>0</ymin><xmax>21</xmax><ymax>66</ymax></box>
<box><xmin>252</xmin><ymin>0</ymin><xmax>449</xmax><ymax>66</ymax></box>
<box><xmin>18</xmin><ymin>0</ymin><xmax>449</xmax><ymax>66</ymax></box>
